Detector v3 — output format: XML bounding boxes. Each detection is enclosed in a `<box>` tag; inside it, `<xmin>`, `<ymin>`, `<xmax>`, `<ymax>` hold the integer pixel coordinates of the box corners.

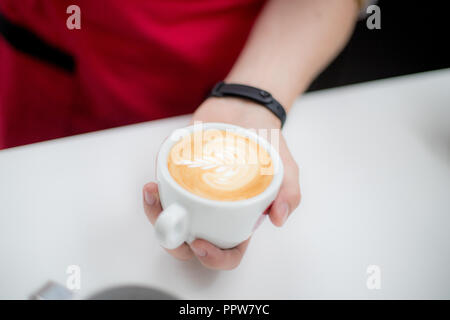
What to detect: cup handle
<box><xmin>154</xmin><ymin>203</ymin><xmax>189</xmax><ymax>249</ymax></box>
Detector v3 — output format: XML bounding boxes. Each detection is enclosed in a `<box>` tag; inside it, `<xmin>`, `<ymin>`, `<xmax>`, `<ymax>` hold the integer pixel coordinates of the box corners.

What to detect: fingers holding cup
<box><xmin>143</xmin><ymin>182</ymin><xmax>194</xmax><ymax>261</ymax></box>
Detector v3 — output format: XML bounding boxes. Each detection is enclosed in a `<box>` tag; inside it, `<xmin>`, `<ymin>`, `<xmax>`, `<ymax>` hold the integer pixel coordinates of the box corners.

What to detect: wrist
<box><xmin>224</xmin><ymin>71</ymin><xmax>305</xmax><ymax>111</ymax></box>
<box><xmin>209</xmin><ymin>81</ymin><xmax>287</xmax><ymax>127</ymax></box>
<box><xmin>193</xmin><ymin>96</ymin><xmax>282</xmax><ymax>130</ymax></box>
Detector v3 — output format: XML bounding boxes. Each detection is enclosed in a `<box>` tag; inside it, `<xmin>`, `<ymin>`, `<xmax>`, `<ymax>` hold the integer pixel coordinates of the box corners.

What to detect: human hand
<box><xmin>143</xmin><ymin>97</ymin><xmax>301</xmax><ymax>270</ymax></box>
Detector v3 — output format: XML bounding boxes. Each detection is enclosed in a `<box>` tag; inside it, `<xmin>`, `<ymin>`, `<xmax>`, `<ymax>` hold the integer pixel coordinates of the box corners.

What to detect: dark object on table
<box><xmin>88</xmin><ymin>285</ymin><xmax>178</xmax><ymax>300</ymax></box>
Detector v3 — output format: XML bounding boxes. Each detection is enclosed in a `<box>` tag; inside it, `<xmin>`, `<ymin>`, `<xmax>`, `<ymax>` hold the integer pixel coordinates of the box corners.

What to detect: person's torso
<box><xmin>0</xmin><ymin>0</ymin><xmax>265</xmax><ymax>147</ymax></box>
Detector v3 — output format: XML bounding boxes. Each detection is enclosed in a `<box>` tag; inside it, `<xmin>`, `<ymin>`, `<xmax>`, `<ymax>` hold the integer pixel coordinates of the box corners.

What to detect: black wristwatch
<box><xmin>209</xmin><ymin>81</ymin><xmax>287</xmax><ymax>128</ymax></box>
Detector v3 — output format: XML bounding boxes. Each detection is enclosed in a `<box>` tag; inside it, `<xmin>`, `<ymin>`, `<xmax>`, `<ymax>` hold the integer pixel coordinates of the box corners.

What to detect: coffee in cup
<box><xmin>167</xmin><ymin>129</ymin><xmax>274</xmax><ymax>201</ymax></box>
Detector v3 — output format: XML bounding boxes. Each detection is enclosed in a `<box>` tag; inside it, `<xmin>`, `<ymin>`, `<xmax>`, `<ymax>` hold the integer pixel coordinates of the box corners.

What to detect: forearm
<box><xmin>226</xmin><ymin>0</ymin><xmax>360</xmax><ymax>110</ymax></box>
<box><xmin>185</xmin><ymin>0</ymin><xmax>359</xmax><ymax>267</ymax></box>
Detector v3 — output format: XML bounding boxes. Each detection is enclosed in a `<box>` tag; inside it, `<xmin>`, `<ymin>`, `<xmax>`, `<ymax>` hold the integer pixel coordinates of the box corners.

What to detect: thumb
<box><xmin>143</xmin><ymin>182</ymin><xmax>163</xmax><ymax>225</ymax></box>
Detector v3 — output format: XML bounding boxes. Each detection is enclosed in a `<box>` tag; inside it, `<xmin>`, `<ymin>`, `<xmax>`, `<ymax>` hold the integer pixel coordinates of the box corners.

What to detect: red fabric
<box><xmin>0</xmin><ymin>0</ymin><xmax>265</xmax><ymax>149</ymax></box>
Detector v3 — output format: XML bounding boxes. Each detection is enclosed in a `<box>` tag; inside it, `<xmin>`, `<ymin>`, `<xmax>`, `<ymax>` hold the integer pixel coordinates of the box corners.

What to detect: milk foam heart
<box><xmin>168</xmin><ymin>129</ymin><xmax>274</xmax><ymax>201</ymax></box>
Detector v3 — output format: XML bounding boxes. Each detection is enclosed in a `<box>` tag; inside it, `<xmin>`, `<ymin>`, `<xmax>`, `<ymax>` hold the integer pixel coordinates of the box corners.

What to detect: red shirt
<box><xmin>0</xmin><ymin>0</ymin><xmax>265</xmax><ymax>149</ymax></box>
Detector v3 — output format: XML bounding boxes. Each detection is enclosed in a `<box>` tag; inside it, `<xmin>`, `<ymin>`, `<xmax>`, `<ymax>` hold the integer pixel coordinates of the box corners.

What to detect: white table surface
<box><xmin>0</xmin><ymin>69</ymin><xmax>449</xmax><ymax>300</ymax></box>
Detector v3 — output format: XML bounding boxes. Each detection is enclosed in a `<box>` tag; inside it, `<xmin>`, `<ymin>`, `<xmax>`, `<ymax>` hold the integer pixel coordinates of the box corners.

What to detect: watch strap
<box><xmin>209</xmin><ymin>81</ymin><xmax>287</xmax><ymax>128</ymax></box>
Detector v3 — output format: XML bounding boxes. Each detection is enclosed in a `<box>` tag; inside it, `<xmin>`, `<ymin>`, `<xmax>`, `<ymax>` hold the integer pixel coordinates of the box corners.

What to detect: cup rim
<box><xmin>157</xmin><ymin>122</ymin><xmax>284</xmax><ymax>207</ymax></box>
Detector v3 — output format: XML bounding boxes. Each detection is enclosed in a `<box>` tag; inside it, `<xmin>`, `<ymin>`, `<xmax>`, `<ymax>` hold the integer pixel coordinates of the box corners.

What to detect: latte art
<box><xmin>168</xmin><ymin>129</ymin><xmax>274</xmax><ymax>201</ymax></box>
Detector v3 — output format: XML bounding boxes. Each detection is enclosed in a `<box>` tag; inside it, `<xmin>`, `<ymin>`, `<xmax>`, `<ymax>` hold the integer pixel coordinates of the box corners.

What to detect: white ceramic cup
<box><xmin>155</xmin><ymin>122</ymin><xmax>284</xmax><ymax>249</ymax></box>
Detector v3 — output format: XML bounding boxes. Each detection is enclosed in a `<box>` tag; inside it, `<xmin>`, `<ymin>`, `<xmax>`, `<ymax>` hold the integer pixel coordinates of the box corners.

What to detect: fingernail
<box><xmin>144</xmin><ymin>191</ymin><xmax>156</xmax><ymax>206</ymax></box>
<box><xmin>191</xmin><ymin>246</ymin><xmax>207</xmax><ymax>257</ymax></box>
<box><xmin>279</xmin><ymin>202</ymin><xmax>290</xmax><ymax>225</ymax></box>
